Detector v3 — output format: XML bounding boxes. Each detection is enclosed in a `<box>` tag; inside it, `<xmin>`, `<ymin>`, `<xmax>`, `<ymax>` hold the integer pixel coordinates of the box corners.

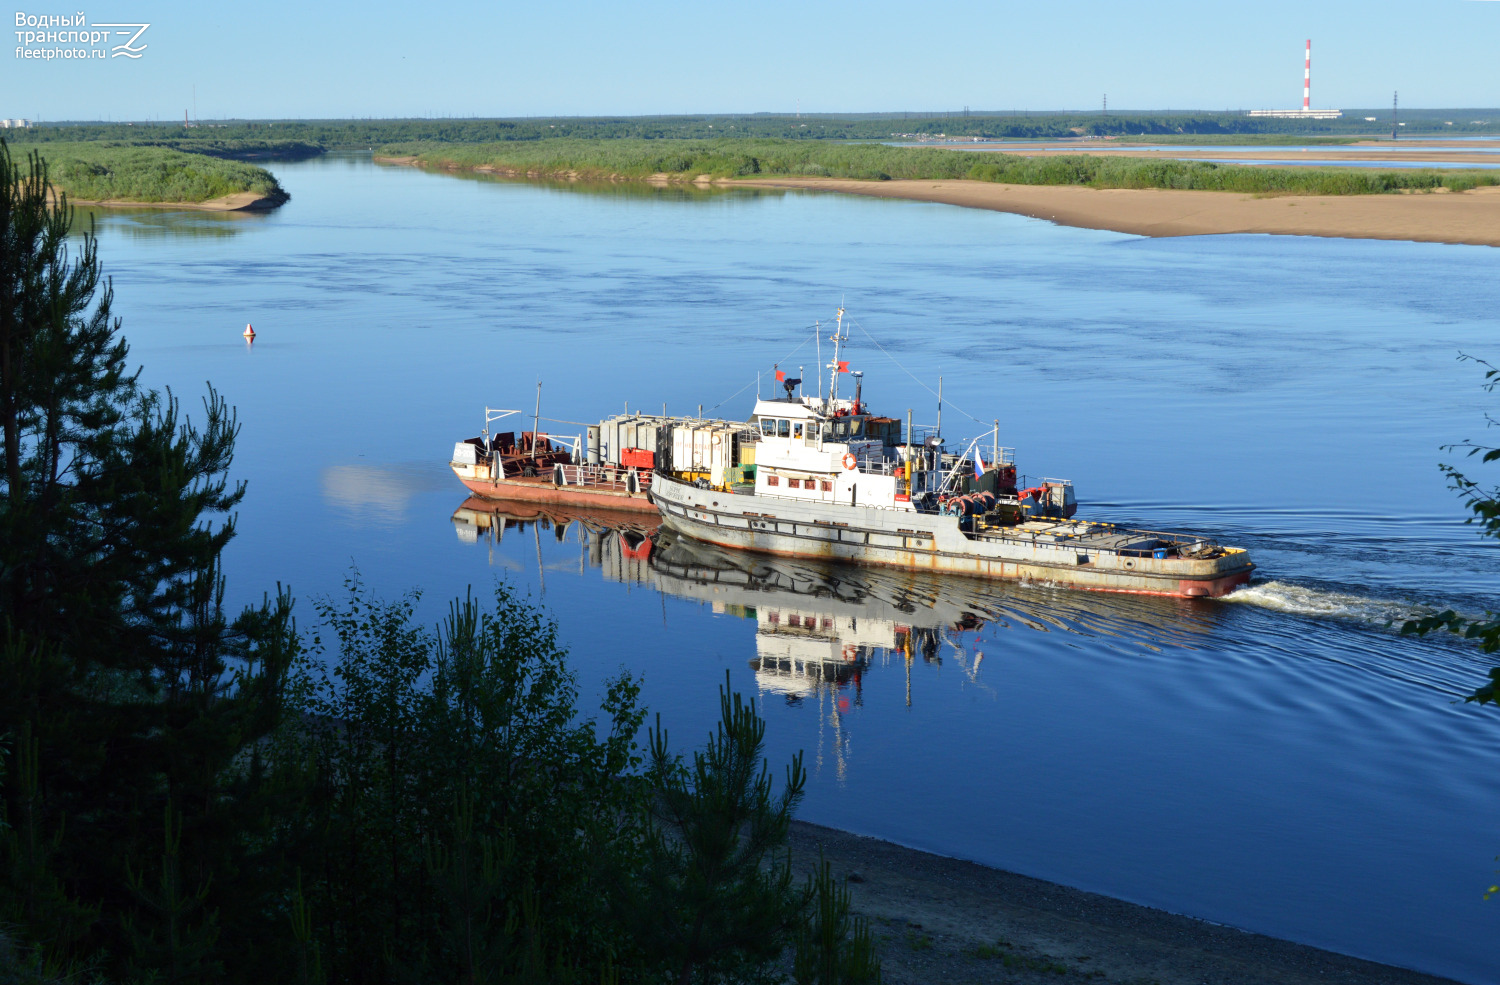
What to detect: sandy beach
<box><xmin>734</xmin><ymin>177</ymin><xmax>1500</xmax><ymax>246</ymax></box>
<box><xmin>789</xmin><ymin>822</ymin><xmax>1462</xmax><ymax>985</ymax></box>
<box><xmin>379</xmin><ymin>151</ymin><xmax>1500</xmax><ymax>246</ymax></box>
<box><xmin>64</xmin><ymin>189</ymin><xmax>288</xmax><ymax>212</ymax></box>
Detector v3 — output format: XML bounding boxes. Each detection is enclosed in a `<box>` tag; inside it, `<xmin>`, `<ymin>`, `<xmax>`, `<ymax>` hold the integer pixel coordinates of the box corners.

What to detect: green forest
<box><xmin>0</xmin><ymin>140</ymin><xmax>879</xmax><ymax>985</ymax></box>
<box><xmin>15</xmin><ymin>108</ymin><xmax>1500</xmax><ymax>147</ymax></box>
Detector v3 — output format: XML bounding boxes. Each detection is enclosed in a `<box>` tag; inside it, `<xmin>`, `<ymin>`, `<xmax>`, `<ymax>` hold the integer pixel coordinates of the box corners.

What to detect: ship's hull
<box><xmin>650</xmin><ymin>474</ymin><xmax>1252</xmax><ymax>599</ymax></box>
<box><xmin>453</xmin><ymin>495</ymin><xmax>662</xmax><ymax>533</ymax></box>
<box><xmin>452</xmin><ymin>465</ymin><xmax>657</xmax><ymax>513</ymax></box>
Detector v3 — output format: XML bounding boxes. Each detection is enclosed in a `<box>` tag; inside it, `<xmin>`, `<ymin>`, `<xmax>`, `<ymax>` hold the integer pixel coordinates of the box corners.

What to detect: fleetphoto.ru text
<box><xmin>14</xmin><ymin>11</ymin><xmax>148</xmax><ymax>61</ymax></box>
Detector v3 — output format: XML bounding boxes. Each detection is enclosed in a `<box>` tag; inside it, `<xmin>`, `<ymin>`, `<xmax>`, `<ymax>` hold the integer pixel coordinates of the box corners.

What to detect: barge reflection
<box><xmin>451</xmin><ymin>497</ymin><xmax>1222</xmax><ymax>707</ymax></box>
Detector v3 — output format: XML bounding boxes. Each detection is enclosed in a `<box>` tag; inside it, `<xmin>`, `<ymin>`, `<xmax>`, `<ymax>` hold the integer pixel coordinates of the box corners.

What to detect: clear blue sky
<box><xmin>5</xmin><ymin>0</ymin><xmax>1499</xmax><ymax>120</ymax></box>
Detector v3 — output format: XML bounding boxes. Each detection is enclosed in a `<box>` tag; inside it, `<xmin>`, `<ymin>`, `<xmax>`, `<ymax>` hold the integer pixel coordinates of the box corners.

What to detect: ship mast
<box><xmin>826</xmin><ymin>306</ymin><xmax>847</xmax><ymax>414</ymax></box>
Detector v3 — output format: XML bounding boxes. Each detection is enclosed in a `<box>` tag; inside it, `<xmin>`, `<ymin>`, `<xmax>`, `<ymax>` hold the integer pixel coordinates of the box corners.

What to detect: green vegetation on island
<box><xmin>6</xmin><ymin>140</ymin><xmax>288</xmax><ymax>204</ymax></box>
<box><xmin>379</xmin><ymin>137</ymin><xmax>1500</xmax><ymax>196</ymax></box>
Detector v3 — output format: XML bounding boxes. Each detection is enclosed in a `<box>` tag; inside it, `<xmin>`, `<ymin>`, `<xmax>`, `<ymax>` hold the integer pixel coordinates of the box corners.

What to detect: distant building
<box><xmin>0</xmin><ymin>119</ymin><xmax>33</xmax><ymax>128</ymax></box>
<box><xmin>1247</xmin><ymin>109</ymin><xmax>1343</xmax><ymax>120</ymax></box>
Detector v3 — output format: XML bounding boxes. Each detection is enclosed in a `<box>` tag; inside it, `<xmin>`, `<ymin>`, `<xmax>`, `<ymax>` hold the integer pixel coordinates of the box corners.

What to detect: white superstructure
<box><xmin>650</xmin><ymin>307</ymin><xmax>1252</xmax><ymax>599</ymax></box>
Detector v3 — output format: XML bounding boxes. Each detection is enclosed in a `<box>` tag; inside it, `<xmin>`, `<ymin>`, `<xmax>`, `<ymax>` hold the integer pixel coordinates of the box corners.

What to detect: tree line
<box><xmin>15</xmin><ymin>108</ymin><xmax>1499</xmax><ymax>151</ymax></box>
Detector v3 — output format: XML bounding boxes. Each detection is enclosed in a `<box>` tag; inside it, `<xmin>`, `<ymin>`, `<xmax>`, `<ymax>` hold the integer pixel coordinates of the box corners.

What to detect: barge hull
<box><xmin>455</xmin><ymin>473</ymin><xmax>656</xmax><ymax>513</ymax></box>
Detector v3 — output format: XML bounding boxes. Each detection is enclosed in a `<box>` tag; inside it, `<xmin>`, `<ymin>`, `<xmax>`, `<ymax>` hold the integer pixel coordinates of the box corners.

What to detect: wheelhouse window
<box><xmin>761</xmin><ymin>418</ymin><xmax>776</xmax><ymax>436</ymax></box>
<box><xmin>792</xmin><ymin>422</ymin><xmax>804</xmax><ymax>439</ymax></box>
<box><xmin>777</xmin><ymin>420</ymin><xmax>790</xmax><ymax>438</ymax></box>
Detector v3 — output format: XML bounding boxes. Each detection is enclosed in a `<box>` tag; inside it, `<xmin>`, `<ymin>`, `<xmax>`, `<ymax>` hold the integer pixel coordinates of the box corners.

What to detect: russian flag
<box><xmin>973</xmin><ymin>445</ymin><xmax>986</xmax><ymax>477</ymax></box>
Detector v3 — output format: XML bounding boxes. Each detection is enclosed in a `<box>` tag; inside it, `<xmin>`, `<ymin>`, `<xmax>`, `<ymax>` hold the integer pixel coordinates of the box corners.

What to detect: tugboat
<box><xmin>648</xmin><ymin>309</ymin><xmax>1253</xmax><ymax>599</ymax></box>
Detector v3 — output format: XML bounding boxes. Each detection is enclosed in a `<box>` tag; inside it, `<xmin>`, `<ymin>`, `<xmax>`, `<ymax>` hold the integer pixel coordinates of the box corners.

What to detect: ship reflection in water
<box><xmin>451</xmin><ymin>498</ymin><xmax>1222</xmax><ymax>721</ymax></box>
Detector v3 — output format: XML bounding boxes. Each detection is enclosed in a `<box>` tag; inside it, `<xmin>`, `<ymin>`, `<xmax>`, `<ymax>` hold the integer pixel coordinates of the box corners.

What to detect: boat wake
<box><xmin>1222</xmin><ymin>580</ymin><xmax>1435</xmax><ymax>628</ymax></box>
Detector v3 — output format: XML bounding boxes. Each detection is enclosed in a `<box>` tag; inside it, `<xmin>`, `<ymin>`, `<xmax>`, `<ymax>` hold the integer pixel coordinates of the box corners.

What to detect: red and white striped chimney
<box><xmin>1303</xmin><ymin>39</ymin><xmax>1311</xmax><ymax>111</ymax></box>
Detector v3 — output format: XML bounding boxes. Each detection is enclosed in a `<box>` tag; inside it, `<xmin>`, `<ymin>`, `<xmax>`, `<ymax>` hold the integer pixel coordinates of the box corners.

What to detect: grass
<box><xmin>379</xmin><ymin>137</ymin><xmax>1500</xmax><ymax>197</ymax></box>
<box><xmin>966</xmin><ymin>938</ymin><xmax>1073</xmax><ymax>975</ymax></box>
<box><xmin>904</xmin><ymin>929</ymin><xmax>934</xmax><ymax>951</ymax></box>
<box><xmin>5</xmin><ymin>140</ymin><xmax>286</xmax><ymax>203</ymax></box>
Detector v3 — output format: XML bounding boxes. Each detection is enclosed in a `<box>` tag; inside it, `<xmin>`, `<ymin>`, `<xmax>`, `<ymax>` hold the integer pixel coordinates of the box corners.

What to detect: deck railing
<box><xmin>552</xmin><ymin>463</ymin><xmax>652</xmax><ymax>491</ymax></box>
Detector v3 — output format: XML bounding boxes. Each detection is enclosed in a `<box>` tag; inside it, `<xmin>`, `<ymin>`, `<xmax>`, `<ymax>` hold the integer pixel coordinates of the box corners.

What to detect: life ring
<box><xmin>841</xmin><ymin>453</ymin><xmax>858</xmax><ymax>471</ymax></box>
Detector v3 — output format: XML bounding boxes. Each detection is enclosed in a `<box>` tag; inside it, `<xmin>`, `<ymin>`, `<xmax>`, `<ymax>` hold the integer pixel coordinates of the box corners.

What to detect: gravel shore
<box><xmin>788</xmin><ymin>822</ymin><xmax>1463</xmax><ymax>985</ymax></box>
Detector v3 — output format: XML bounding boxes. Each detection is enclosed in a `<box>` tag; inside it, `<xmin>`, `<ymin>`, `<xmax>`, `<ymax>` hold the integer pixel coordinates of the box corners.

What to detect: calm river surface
<box><xmin>87</xmin><ymin>154</ymin><xmax>1499</xmax><ymax>983</ymax></box>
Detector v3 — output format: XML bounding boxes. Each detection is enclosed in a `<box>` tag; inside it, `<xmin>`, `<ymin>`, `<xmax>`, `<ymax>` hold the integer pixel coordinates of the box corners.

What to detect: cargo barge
<box><xmin>649</xmin><ymin>309</ymin><xmax>1254</xmax><ymax>599</ymax></box>
<box><xmin>451</xmin><ymin>406</ymin><xmax>659</xmax><ymax>512</ymax></box>
<box><xmin>452</xmin><ymin>402</ymin><xmax>761</xmax><ymax>514</ymax></box>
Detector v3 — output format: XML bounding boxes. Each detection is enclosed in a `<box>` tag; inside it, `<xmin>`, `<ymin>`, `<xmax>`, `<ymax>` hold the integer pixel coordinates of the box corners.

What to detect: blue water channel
<box><xmin>85</xmin><ymin>154</ymin><xmax>1500</xmax><ymax>984</ymax></box>
<box><xmin>1175</xmin><ymin>158</ymin><xmax>1500</xmax><ymax>169</ymax></box>
<box><xmin>894</xmin><ymin>141</ymin><xmax>1500</xmax><ymax>153</ymax></box>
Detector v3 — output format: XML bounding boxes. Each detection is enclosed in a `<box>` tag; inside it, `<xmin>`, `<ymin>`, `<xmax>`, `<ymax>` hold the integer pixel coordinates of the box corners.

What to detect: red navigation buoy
<box><xmin>243</xmin><ymin>323</ymin><xmax>256</xmax><ymax>340</ymax></box>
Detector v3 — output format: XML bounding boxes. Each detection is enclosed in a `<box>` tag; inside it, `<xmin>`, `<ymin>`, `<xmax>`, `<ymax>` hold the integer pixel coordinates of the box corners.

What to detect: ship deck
<box><xmin>974</xmin><ymin>518</ymin><xmax>1219</xmax><ymax>557</ymax></box>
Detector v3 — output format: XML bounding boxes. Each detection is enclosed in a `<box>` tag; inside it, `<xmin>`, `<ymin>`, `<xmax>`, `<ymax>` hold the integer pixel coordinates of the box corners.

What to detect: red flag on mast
<box><xmin>775</xmin><ymin>370</ymin><xmax>785</xmax><ymax>382</ymax></box>
<box><xmin>837</xmin><ymin>361</ymin><xmax>850</xmax><ymax>373</ymax></box>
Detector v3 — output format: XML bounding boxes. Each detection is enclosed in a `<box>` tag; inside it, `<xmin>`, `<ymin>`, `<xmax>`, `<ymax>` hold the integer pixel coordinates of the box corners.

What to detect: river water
<box><xmin>86</xmin><ymin>154</ymin><xmax>1499</xmax><ymax>984</ymax></box>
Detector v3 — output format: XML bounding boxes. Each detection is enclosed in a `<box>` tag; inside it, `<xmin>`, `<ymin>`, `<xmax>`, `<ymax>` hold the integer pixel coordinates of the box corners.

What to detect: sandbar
<box><xmin>63</xmin><ymin>189</ymin><xmax>288</xmax><ymax>212</ymax></box>
<box><xmin>734</xmin><ymin>177</ymin><xmax>1500</xmax><ymax>247</ymax></box>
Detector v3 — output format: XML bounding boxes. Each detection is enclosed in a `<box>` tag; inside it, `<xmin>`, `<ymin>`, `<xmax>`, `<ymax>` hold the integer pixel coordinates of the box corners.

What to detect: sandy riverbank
<box><xmin>63</xmin><ymin>189</ymin><xmax>289</xmax><ymax>212</ymax></box>
<box><xmin>734</xmin><ymin>177</ymin><xmax>1500</xmax><ymax>247</ymax></box>
<box><xmin>377</xmin><ymin>153</ymin><xmax>1500</xmax><ymax>246</ymax></box>
<box><xmin>788</xmin><ymin>822</ymin><xmax>1462</xmax><ymax>985</ymax></box>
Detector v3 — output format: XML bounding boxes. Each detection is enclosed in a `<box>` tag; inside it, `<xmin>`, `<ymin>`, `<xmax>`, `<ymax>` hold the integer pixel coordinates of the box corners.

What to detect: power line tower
<box><xmin>1392</xmin><ymin>91</ymin><xmax>1398</xmax><ymax>140</ymax></box>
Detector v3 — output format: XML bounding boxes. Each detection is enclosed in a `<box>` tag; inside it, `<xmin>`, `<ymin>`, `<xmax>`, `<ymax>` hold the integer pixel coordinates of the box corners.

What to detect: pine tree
<box><xmin>793</xmin><ymin>853</ymin><xmax>881</xmax><ymax>985</ymax></box>
<box><xmin>0</xmin><ymin>137</ymin><xmax>298</xmax><ymax>978</ymax></box>
<box><xmin>627</xmin><ymin>672</ymin><xmax>808</xmax><ymax>985</ymax></box>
